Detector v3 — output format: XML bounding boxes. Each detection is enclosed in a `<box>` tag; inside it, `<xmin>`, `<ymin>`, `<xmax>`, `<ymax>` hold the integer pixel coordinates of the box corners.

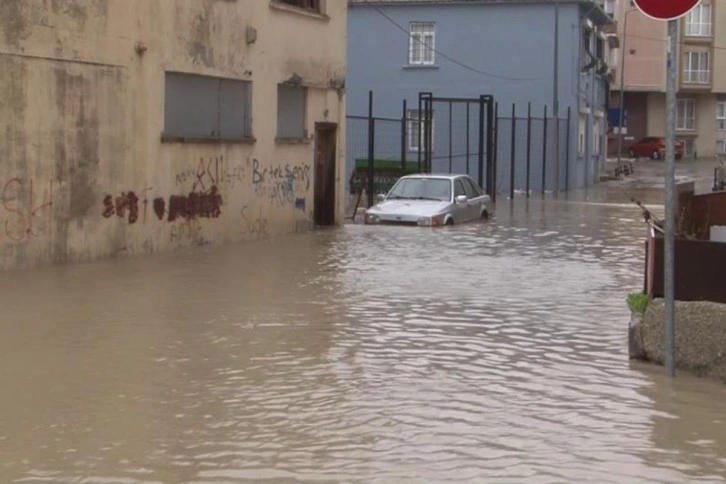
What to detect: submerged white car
<box><xmin>364</xmin><ymin>174</ymin><xmax>491</xmax><ymax>226</ymax></box>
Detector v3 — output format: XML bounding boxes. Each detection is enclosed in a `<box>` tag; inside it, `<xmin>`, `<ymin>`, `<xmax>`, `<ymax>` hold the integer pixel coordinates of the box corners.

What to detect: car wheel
<box><xmin>652</xmin><ymin>150</ymin><xmax>660</xmax><ymax>160</ymax></box>
<box><xmin>445</xmin><ymin>218</ymin><xmax>454</xmax><ymax>226</ymax></box>
<box><xmin>480</xmin><ymin>210</ymin><xmax>489</xmax><ymax>220</ymax></box>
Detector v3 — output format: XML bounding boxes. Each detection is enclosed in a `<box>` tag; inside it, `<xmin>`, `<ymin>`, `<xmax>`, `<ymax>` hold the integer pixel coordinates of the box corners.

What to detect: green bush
<box><xmin>627</xmin><ymin>292</ymin><xmax>649</xmax><ymax>314</ymax></box>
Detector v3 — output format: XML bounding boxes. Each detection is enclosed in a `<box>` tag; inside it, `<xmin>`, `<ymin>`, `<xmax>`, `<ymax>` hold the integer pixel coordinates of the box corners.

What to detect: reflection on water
<box><xmin>1</xmin><ymin>160</ymin><xmax>726</xmax><ymax>483</ymax></box>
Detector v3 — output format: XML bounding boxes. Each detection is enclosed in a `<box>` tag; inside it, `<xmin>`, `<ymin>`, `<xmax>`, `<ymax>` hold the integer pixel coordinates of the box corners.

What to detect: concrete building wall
<box><xmin>0</xmin><ymin>0</ymin><xmax>347</xmax><ymax>271</ymax></box>
<box><xmin>611</xmin><ymin>3</ymin><xmax>666</xmax><ymax>91</ymax></box>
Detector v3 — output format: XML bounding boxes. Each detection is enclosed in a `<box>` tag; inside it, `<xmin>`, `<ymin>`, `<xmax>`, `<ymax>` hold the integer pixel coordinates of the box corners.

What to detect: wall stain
<box><xmin>187</xmin><ymin>0</ymin><xmax>216</xmax><ymax>67</ymax></box>
<box><xmin>0</xmin><ymin>0</ymin><xmax>29</xmax><ymax>49</ymax></box>
<box><xmin>54</xmin><ymin>67</ymin><xmax>100</xmax><ymax>218</ymax></box>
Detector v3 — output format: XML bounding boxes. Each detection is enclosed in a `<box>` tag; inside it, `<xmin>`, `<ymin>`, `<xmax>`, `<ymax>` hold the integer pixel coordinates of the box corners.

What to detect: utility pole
<box><xmin>631</xmin><ymin>0</ymin><xmax>699</xmax><ymax>381</ymax></box>
<box><xmin>664</xmin><ymin>19</ymin><xmax>677</xmax><ymax>377</ymax></box>
<box><xmin>553</xmin><ymin>0</ymin><xmax>560</xmax><ymax>195</ymax></box>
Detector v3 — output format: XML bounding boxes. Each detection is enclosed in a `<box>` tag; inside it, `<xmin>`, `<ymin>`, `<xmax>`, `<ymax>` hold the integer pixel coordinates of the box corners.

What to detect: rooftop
<box><xmin>349</xmin><ymin>0</ymin><xmax>611</xmax><ymax>24</ymax></box>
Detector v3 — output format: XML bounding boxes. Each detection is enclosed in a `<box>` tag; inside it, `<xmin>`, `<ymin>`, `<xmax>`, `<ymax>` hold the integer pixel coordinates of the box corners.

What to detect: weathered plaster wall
<box><xmin>631</xmin><ymin>298</ymin><xmax>726</xmax><ymax>383</ymax></box>
<box><xmin>0</xmin><ymin>0</ymin><xmax>346</xmax><ymax>271</ymax></box>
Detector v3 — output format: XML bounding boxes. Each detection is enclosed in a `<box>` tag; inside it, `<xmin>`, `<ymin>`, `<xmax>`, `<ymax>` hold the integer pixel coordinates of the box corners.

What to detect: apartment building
<box><xmin>608</xmin><ymin>0</ymin><xmax>726</xmax><ymax>158</ymax></box>
<box><xmin>0</xmin><ymin>0</ymin><xmax>346</xmax><ymax>271</ymax></box>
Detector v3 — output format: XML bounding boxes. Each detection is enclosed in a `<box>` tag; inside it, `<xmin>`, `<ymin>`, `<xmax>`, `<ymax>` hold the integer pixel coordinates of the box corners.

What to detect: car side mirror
<box><xmin>455</xmin><ymin>195</ymin><xmax>467</xmax><ymax>204</ymax></box>
<box><xmin>375</xmin><ymin>194</ymin><xmax>386</xmax><ymax>203</ymax></box>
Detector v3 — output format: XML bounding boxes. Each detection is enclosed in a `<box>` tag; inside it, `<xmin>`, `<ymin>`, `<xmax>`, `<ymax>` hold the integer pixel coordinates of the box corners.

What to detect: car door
<box><xmin>453</xmin><ymin>179</ymin><xmax>471</xmax><ymax>221</ymax></box>
<box><xmin>635</xmin><ymin>138</ymin><xmax>650</xmax><ymax>157</ymax></box>
<box><xmin>462</xmin><ymin>176</ymin><xmax>485</xmax><ymax>220</ymax></box>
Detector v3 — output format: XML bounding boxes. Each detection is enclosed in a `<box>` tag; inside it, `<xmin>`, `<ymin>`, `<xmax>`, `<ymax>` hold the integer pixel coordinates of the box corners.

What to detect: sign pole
<box><xmin>633</xmin><ymin>0</ymin><xmax>698</xmax><ymax>379</ymax></box>
<box><xmin>664</xmin><ymin>19</ymin><xmax>677</xmax><ymax>377</ymax></box>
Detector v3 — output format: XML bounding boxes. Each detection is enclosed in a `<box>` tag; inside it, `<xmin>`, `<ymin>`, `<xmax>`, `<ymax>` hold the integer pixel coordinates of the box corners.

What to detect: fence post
<box><xmin>493</xmin><ymin>102</ymin><xmax>499</xmax><ymax>203</ymax></box>
<box><xmin>423</xmin><ymin>95</ymin><xmax>430</xmax><ymax>173</ymax></box>
<box><xmin>466</xmin><ymin>101</ymin><xmax>474</xmax><ymax>176</ymax></box>
<box><xmin>526</xmin><ymin>102</ymin><xmax>532</xmax><ymax>198</ymax></box>
<box><xmin>542</xmin><ymin>105</ymin><xmax>548</xmax><ymax>195</ymax></box>
<box><xmin>449</xmin><ymin>101</ymin><xmax>453</xmax><ymax>173</ymax></box>
<box><xmin>478</xmin><ymin>96</ymin><xmax>485</xmax><ymax>190</ymax></box>
<box><xmin>417</xmin><ymin>93</ymin><xmax>422</xmax><ymax>172</ymax></box>
<box><xmin>486</xmin><ymin>97</ymin><xmax>494</xmax><ymax>201</ymax></box>
<box><xmin>510</xmin><ymin>103</ymin><xmax>516</xmax><ymax>200</ymax></box>
<box><xmin>565</xmin><ymin>106</ymin><xmax>571</xmax><ymax>192</ymax></box>
<box><xmin>401</xmin><ymin>99</ymin><xmax>407</xmax><ymax>176</ymax></box>
<box><xmin>367</xmin><ymin>90</ymin><xmax>375</xmax><ymax>207</ymax></box>
<box><xmin>427</xmin><ymin>96</ymin><xmax>434</xmax><ymax>173</ymax></box>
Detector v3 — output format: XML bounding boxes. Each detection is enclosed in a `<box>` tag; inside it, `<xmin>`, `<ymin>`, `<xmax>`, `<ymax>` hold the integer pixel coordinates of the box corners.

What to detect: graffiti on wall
<box><xmin>251</xmin><ymin>159</ymin><xmax>311</xmax><ymax>208</ymax></box>
<box><xmin>240</xmin><ymin>205</ymin><xmax>268</xmax><ymax>236</ymax></box>
<box><xmin>102</xmin><ymin>191</ymin><xmax>139</xmax><ymax>224</ymax></box>
<box><xmin>1</xmin><ymin>178</ymin><xmax>54</xmax><ymax>243</ymax></box>
<box><xmin>163</xmin><ymin>186</ymin><xmax>222</xmax><ymax>222</ymax></box>
<box><xmin>170</xmin><ymin>219</ymin><xmax>204</xmax><ymax>244</ymax></box>
<box><xmin>100</xmin><ymin>155</ymin><xmax>313</xmax><ymax>243</ymax></box>
<box><xmin>103</xmin><ymin>186</ymin><xmax>222</xmax><ymax>224</ymax></box>
<box><xmin>176</xmin><ymin>156</ymin><xmax>224</xmax><ymax>190</ymax></box>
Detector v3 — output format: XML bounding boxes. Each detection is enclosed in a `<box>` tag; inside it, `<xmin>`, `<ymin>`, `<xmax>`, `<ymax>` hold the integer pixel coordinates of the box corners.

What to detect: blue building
<box><xmin>347</xmin><ymin>0</ymin><xmax>614</xmax><ymax>195</ymax></box>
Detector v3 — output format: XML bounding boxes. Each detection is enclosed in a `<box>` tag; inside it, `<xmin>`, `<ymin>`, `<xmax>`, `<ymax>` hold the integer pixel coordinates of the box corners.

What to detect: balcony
<box><xmin>683</xmin><ymin>70</ymin><xmax>711</xmax><ymax>85</ymax></box>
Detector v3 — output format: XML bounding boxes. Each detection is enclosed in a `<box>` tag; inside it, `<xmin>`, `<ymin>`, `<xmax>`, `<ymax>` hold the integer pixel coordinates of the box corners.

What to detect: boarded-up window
<box><xmin>277</xmin><ymin>84</ymin><xmax>306</xmax><ymax>139</ymax></box>
<box><xmin>164</xmin><ymin>72</ymin><xmax>252</xmax><ymax>140</ymax></box>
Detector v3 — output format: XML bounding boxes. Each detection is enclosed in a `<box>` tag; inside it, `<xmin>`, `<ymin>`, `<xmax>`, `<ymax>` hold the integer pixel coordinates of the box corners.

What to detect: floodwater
<box><xmin>2</xmin><ymin>160</ymin><xmax>726</xmax><ymax>483</ymax></box>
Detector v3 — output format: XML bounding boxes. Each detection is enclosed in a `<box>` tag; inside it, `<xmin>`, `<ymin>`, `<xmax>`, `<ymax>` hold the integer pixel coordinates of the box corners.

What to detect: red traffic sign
<box><xmin>632</xmin><ymin>0</ymin><xmax>700</xmax><ymax>20</ymax></box>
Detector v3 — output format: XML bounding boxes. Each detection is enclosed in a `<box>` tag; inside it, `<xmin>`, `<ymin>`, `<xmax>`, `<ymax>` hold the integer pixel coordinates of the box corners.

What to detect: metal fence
<box><xmin>495</xmin><ymin>104</ymin><xmax>572</xmax><ymax>198</ymax></box>
<box><xmin>346</xmin><ymin>95</ymin><xmax>575</xmax><ymax>215</ymax></box>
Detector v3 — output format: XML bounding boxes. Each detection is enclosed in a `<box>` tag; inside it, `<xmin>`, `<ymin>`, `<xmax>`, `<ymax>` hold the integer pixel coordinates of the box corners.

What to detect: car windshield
<box><xmin>387</xmin><ymin>177</ymin><xmax>452</xmax><ymax>201</ymax></box>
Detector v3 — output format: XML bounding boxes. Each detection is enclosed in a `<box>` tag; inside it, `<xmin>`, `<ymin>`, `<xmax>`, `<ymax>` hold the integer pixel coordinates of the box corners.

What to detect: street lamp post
<box><xmin>616</xmin><ymin>8</ymin><xmax>637</xmax><ymax>172</ymax></box>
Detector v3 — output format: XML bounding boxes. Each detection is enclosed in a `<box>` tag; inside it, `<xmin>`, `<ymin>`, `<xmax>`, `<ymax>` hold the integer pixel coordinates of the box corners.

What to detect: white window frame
<box><xmin>683</xmin><ymin>51</ymin><xmax>710</xmax><ymax>84</ymax></box>
<box><xmin>408</xmin><ymin>22</ymin><xmax>435</xmax><ymax>66</ymax></box>
<box><xmin>716</xmin><ymin>139</ymin><xmax>726</xmax><ymax>154</ymax></box>
<box><xmin>717</xmin><ymin>102</ymin><xmax>726</xmax><ymax>131</ymax></box>
<box><xmin>603</xmin><ymin>0</ymin><xmax>616</xmax><ymax>17</ymax></box>
<box><xmin>407</xmin><ymin>109</ymin><xmax>435</xmax><ymax>152</ymax></box>
<box><xmin>685</xmin><ymin>2</ymin><xmax>712</xmax><ymax>37</ymax></box>
<box><xmin>676</xmin><ymin>98</ymin><xmax>696</xmax><ymax>131</ymax></box>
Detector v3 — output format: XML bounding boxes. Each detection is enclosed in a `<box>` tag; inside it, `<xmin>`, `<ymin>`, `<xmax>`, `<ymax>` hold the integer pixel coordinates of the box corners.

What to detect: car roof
<box><xmin>399</xmin><ymin>173</ymin><xmax>471</xmax><ymax>180</ymax></box>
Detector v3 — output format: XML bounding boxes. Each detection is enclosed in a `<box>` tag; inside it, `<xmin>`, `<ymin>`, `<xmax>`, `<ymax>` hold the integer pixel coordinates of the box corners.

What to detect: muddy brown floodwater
<box><xmin>1</xmin><ymin>160</ymin><xmax>726</xmax><ymax>483</ymax></box>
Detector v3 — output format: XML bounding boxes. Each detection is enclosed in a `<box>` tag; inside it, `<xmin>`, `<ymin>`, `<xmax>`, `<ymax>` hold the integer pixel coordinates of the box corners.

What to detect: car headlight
<box><xmin>418</xmin><ymin>215</ymin><xmax>444</xmax><ymax>226</ymax></box>
<box><xmin>365</xmin><ymin>213</ymin><xmax>380</xmax><ymax>224</ymax></box>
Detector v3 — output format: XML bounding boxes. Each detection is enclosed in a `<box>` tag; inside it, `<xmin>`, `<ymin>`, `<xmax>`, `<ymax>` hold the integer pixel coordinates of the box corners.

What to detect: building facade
<box><xmin>347</xmin><ymin>0</ymin><xmax>613</xmax><ymax>193</ymax></box>
<box><xmin>608</xmin><ymin>0</ymin><xmax>726</xmax><ymax>158</ymax></box>
<box><xmin>0</xmin><ymin>0</ymin><xmax>346</xmax><ymax>271</ymax></box>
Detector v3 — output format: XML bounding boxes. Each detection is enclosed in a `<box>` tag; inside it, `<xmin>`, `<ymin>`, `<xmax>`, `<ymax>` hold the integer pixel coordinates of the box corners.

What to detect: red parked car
<box><xmin>628</xmin><ymin>137</ymin><xmax>683</xmax><ymax>160</ymax></box>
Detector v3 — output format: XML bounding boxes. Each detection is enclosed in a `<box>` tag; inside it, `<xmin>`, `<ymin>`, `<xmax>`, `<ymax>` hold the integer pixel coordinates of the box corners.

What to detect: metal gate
<box><xmin>418</xmin><ymin>93</ymin><xmax>496</xmax><ymax>200</ymax></box>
